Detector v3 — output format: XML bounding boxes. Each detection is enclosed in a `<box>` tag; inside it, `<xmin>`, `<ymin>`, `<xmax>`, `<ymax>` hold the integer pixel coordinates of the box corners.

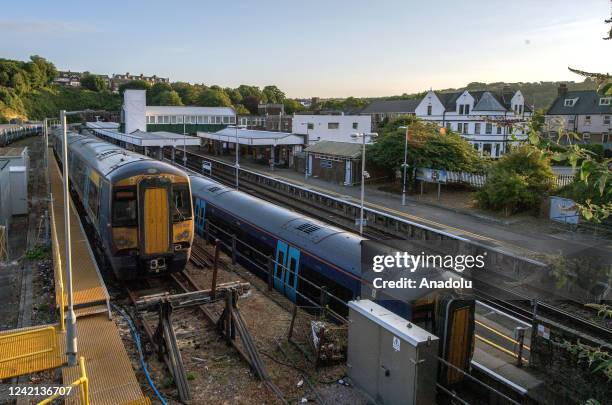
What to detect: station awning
<box><xmin>198</xmin><ymin>127</ymin><xmax>304</xmax><ymax>146</ymax></box>
<box><xmin>87</xmin><ymin>127</ymin><xmax>200</xmax><ymax>147</ymax></box>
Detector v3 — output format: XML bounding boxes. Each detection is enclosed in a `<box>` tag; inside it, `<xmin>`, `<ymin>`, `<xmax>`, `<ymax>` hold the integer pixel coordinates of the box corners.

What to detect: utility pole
<box><xmin>235</xmin><ymin>125</ymin><xmax>240</xmax><ymax>189</ymax></box>
<box><xmin>61</xmin><ymin>110</ymin><xmax>78</xmax><ymax>366</ymax></box>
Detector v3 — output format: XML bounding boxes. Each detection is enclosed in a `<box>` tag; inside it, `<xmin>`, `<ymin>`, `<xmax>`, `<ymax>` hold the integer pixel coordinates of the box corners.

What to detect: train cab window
<box><xmin>172</xmin><ymin>185</ymin><xmax>192</xmax><ymax>222</ymax></box>
<box><xmin>112</xmin><ymin>188</ymin><xmax>137</xmax><ymax>226</ymax></box>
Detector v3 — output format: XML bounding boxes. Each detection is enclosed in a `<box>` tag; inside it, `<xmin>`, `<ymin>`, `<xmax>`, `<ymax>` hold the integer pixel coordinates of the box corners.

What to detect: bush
<box><xmin>476</xmin><ymin>145</ymin><xmax>555</xmax><ymax>215</ymax></box>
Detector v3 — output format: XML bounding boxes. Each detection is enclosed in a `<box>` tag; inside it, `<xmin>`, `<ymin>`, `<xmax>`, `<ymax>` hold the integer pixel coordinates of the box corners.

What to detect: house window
<box><xmin>457</xmin><ymin>123</ymin><xmax>463</xmax><ymax>133</ymax></box>
<box><xmin>519</xmin><ymin>105</ymin><xmax>523</xmax><ymax>114</ymax></box>
<box><xmin>177</xmin><ymin>115</ymin><xmax>183</xmax><ymax>124</ymax></box>
<box><xmin>171</xmin><ymin>115</ymin><xmax>177</xmax><ymax>124</ymax></box>
<box><xmin>223</xmin><ymin>116</ymin><xmax>230</xmax><ymax>124</ymax></box>
<box><xmin>475</xmin><ymin>123</ymin><xmax>481</xmax><ymax>134</ymax></box>
<box><xmin>352</xmin><ymin>122</ymin><xmax>358</xmax><ymax>130</ymax></box>
<box><xmin>582</xmin><ymin>132</ymin><xmax>591</xmax><ymax>141</ymax></box>
<box><xmin>599</xmin><ymin>97</ymin><xmax>611</xmax><ymax>106</ymax></box>
<box><xmin>496</xmin><ymin>125</ymin><xmax>502</xmax><ymax>134</ymax></box>
<box><xmin>485</xmin><ymin>123</ymin><xmax>492</xmax><ymax>134</ymax></box>
<box><xmin>459</xmin><ymin>105</ymin><xmax>464</xmax><ymax>115</ymax></box>
<box><xmin>427</xmin><ymin>105</ymin><xmax>432</xmax><ymax>115</ymax></box>
<box><xmin>197</xmin><ymin>116</ymin><xmax>204</xmax><ymax>124</ymax></box>
<box><xmin>465</xmin><ymin>105</ymin><xmax>470</xmax><ymax>114</ymax></box>
<box><xmin>604</xmin><ymin>115</ymin><xmax>610</xmax><ymax>125</ymax></box>
<box><xmin>585</xmin><ymin>116</ymin><xmax>591</xmax><ymax>125</ymax></box>
<box><xmin>328</xmin><ymin>122</ymin><xmax>339</xmax><ymax>129</ymax></box>
<box><xmin>564</xmin><ymin>99</ymin><xmax>576</xmax><ymax>107</ymax></box>
<box><xmin>445</xmin><ymin>122</ymin><xmax>451</xmax><ymax>131</ymax></box>
<box><xmin>307</xmin><ymin>123</ymin><xmax>314</xmax><ymax>130</ymax></box>
<box><xmin>462</xmin><ymin>123</ymin><xmax>468</xmax><ymax>134</ymax></box>
<box><xmin>603</xmin><ymin>133</ymin><xmax>609</xmax><ymax>143</ymax></box>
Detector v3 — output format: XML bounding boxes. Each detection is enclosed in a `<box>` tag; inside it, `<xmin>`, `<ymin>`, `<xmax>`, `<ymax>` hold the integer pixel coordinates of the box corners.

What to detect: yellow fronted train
<box><xmin>52</xmin><ymin>130</ymin><xmax>193</xmax><ymax>280</ymax></box>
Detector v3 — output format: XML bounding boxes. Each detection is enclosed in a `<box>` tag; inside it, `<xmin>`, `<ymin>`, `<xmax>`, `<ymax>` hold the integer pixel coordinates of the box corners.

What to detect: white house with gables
<box><xmin>415</xmin><ymin>88</ymin><xmax>532</xmax><ymax>157</ymax></box>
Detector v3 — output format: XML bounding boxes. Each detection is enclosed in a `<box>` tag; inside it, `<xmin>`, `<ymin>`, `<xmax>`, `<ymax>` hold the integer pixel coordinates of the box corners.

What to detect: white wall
<box><xmin>124</xmin><ymin>89</ymin><xmax>147</xmax><ymax>134</ymax></box>
<box><xmin>292</xmin><ymin>115</ymin><xmax>372</xmax><ymax>144</ymax></box>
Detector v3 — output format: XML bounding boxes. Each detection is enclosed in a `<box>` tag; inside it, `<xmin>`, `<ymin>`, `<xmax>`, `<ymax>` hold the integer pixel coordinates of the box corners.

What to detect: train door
<box><xmin>195</xmin><ymin>199</ymin><xmax>206</xmax><ymax>235</ymax></box>
<box><xmin>274</xmin><ymin>241</ymin><xmax>288</xmax><ymax>294</ymax></box>
<box><xmin>139</xmin><ymin>179</ymin><xmax>172</xmax><ymax>255</ymax></box>
<box><xmin>285</xmin><ymin>247</ymin><xmax>300</xmax><ymax>302</ymax></box>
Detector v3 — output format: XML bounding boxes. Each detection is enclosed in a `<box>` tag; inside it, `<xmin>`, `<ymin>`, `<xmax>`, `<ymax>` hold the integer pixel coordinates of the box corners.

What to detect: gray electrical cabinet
<box><xmin>347</xmin><ymin>300</ymin><xmax>439</xmax><ymax>405</ymax></box>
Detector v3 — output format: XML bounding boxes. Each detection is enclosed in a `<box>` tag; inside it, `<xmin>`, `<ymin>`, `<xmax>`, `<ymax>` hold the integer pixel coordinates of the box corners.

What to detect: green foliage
<box><xmin>262</xmin><ymin>85</ymin><xmax>285</xmax><ymax>104</ymax></box>
<box><xmin>171</xmin><ymin>82</ymin><xmax>203</xmax><ymax>105</ymax></box>
<box><xmin>283</xmin><ymin>98</ymin><xmax>304</xmax><ymax>115</ymax></box>
<box><xmin>155</xmin><ymin>90</ymin><xmax>183</xmax><ymax>106</ymax></box>
<box><xmin>234</xmin><ymin>104</ymin><xmax>250</xmax><ymax>115</ymax></box>
<box><xmin>368</xmin><ymin>118</ymin><xmax>486</xmax><ymax>176</ymax></box>
<box><xmin>476</xmin><ymin>145</ymin><xmax>555</xmax><ymax>214</ymax></box>
<box><xmin>118</xmin><ymin>80</ymin><xmax>150</xmax><ymax>95</ymax></box>
<box><xmin>25</xmin><ymin>246</ymin><xmax>48</xmax><ymax>260</ymax></box>
<box><xmin>80</xmin><ymin>74</ymin><xmax>107</xmax><ymax>92</ymax></box>
<box><xmin>560</xmin><ymin>340</ymin><xmax>612</xmax><ymax>381</ymax></box>
<box><xmin>186</xmin><ymin>371</ymin><xmax>197</xmax><ymax>381</ymax></box>
<box><xmin>21</xmin><ymin>87</ymin><xmax>120</xmax><ymax>121</ymax></box>
<box><xmin>197</xmin><ymin>88</ymin><xmax>231</xmax><ymax>107</ymax></box>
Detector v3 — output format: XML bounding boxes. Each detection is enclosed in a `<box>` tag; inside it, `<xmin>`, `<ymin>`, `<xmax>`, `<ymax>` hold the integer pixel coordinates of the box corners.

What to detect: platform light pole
<box><xmin>351</xmin><ymin>132</ymin><xmax>377</xmax><ymax>236</ymax></box>
<box><xmin>60</xmin><ymin>110</ymin><xmax>78</xmax><ymax>366</ymax></box>
<box><xmin>300</xmin><ymin>122</ymin><xmax>310</xmax><ymax>180</ymax></box>
<box><xmin>398</xmin><ymin>126</ymin><xmax>410</xmax><ymax>206</ymax></box>
<box><xmin>234</xmin><ymin>125</ymin><xmax>240</xmax><ymax>189</ymax></box>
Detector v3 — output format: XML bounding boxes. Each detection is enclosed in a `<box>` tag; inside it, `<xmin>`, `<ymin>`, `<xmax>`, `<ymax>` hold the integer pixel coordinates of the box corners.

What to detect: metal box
<box><xmin>347</xmin><ymin>300</ymin><xmax>439</xmax><ymax>405</ymax></box>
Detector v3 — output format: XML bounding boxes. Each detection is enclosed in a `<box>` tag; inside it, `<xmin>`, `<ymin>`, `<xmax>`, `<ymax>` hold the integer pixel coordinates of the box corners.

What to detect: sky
<box><xmin>1</xmin><ymin>0</ymin><xmax>611</xmax><ymax>98</ymax></box>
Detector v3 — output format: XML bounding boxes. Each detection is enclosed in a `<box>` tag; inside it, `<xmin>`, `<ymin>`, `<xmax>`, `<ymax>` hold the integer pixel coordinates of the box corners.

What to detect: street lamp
<box><xmin>398</xmin><ymin>126</ymin><xmax>410</xmax><ymax>206</ymax></box>
<box><xmin>60</xmin><ymin>110</ymin><xmax>77</xmax><ymax>366</ymax></box>
<box><xmin>234</xmin><ymin>125</ymin><xmax>240</xmax><ymax>189</ymax></box>
<box><xmin>300</xmin><ymin>122</ymin><xmax>311</xmax><ymax>180</ymax></box>
<box><xmin>350</xmin><ymin>132</ymin><xmax>378</xmax><ymax>236</ymax></box>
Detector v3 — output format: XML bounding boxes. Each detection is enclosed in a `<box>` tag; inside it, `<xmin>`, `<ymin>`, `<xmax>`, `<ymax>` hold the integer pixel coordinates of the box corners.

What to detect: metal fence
<box><xmin>443</xmin><ymin>170</ymin><xmax>575</xmax><ymax>188</ymax></box>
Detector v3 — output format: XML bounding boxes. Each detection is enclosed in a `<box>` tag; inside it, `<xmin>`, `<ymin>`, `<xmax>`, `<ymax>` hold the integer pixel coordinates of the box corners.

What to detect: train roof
<box><xmin>54</xmin><ymin>129</ymin><xmax>188</xmax><ymax>181</ymax></box>
<box><xmin>189</xmin><ymin>174</ymin><xmax>365</xmax><ymax>276</ymax></box>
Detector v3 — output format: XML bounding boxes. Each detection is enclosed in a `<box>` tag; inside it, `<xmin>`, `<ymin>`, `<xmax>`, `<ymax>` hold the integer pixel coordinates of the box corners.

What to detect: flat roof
<box><xmin>304</xmin><ymin>140</ymin><xmax>362</xmax><ymax>158</ymax></box>
<box><xmin>146</xmin><ymin>105</ymin><xmax>235</xmax><ymax>116</ymax></box>
<box><xmin>88</xmin><ymin>128</ymin><xmax>201</xmax><ymax>147</ymax></box>
<box><xmin>198</xmin><ymin>127</ymin><xmax>304</xmax><ymax>146</ymax></box>
<box><xmin>85</xmin><ymin>121</ymin><xmax>121</xmax><ymax>130</ymax></box>
<box><xmin>0</xmin><ymin>147</ymin><xmax>28</xmax><ymax>158</ymax></box>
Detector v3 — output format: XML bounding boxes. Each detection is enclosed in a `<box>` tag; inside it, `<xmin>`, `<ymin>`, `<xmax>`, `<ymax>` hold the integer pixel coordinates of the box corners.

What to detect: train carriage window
<box><xmin>172</xmin><ymin>185</ymin><xmax>192</xmax><ymax>222</ymax></box>
<box><xmin>112</xmin><ymin>188</ymin><xmax>137</xmax><ymax>226</ymax></box>
<box><xmin>287</xmin><ymin>257</ymin><xmax>296</xmax><ymax>286</ymax></box>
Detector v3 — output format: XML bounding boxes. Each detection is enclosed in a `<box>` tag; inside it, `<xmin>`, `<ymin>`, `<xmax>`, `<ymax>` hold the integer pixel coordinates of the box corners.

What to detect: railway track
<box><xmin>172</xmin><ymin>148</ymin><xmax>612</xmax><ymax>343</ymax></box>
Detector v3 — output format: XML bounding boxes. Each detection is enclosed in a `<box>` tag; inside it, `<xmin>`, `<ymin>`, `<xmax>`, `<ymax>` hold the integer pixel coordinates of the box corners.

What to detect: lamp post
<box><xmin>60</xmin><ymin>110</ymin><xmax>77</xmax><ymax>366</ymax></box>
<box><xmin>234</xmin><ymin>125</ymin><xmax>240</xmax><ymax>189</ymax></box>
<box><xmin>300</xmin><ymin>122</ymin><xmax>310</xmax><ymax>180</ymax></box>
<box><xmin>182</xmin><ymin>115</ymin><xmax>187</xmax><ymax>167</ymax></box>
<box><xmin>351</xmin><ymin>132</ymin><xmax>377</xmax><ymax>236</ymax></box>
<box><xmin>398</xmin><ymin>126</ymin><xmax>410</xmax><ymax>206</ymax></box>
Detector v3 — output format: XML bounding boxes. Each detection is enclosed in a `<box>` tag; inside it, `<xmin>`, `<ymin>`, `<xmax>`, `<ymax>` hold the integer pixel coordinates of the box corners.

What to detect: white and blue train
<box><xmin>189</xmin><ymin>174</ymin><xmax>475</xmax><ymax>385</ymax></box>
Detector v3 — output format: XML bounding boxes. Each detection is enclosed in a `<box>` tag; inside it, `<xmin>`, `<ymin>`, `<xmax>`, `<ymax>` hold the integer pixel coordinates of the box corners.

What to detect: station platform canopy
<box><xmin>198</xmin><ymin>127</ymin><xmax>304</xmax><ymax>146</ymax></box>
<box><xmin>86</xmin><ymin>122</ymin><xmax>200</xmax><ymax>148</ymax></box>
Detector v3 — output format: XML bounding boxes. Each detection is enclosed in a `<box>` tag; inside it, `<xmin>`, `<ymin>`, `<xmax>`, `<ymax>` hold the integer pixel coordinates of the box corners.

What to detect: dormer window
<box><xmin>458</xmin><ymin>104</ymin><xmax>470</xmax><ymax>115</ymax></box>
<box><xmin>564</xmin><ymin>99</ymin><xmax>576</xmax><ymax>107</ymax></box>
<box><xmin>600</xmin><ymin>97</ymin><xmax>611</xmax><ymax>106</ymax></box>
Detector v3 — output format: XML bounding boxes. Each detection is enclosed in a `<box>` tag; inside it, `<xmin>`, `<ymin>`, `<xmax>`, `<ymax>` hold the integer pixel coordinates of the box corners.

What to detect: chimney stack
<box><xmin>558</xmin><ymin>83</ymin><xmax>568</xmax><ymax>96</ymax></box>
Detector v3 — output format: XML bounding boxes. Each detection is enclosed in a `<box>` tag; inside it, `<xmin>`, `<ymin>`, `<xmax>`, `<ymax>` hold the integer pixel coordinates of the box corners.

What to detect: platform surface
<box><xmin>49</xmin><ymin>154</ymin><xmax>109</xmax><ymax>315</ymax></box>
<box><xmin>0</xmin><ymin>324</ymin><xmax>66</xmax><ymax>379</ymax></box>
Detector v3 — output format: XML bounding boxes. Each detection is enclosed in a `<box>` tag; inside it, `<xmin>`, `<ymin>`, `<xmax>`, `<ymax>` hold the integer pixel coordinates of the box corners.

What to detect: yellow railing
<box><xmin>0</xmin><ymin>326</ymin><xmax>57</xmax><ymax>363</ymax></box>
<box><xmin>49</xmin><ymin>194</ymin><xmax>66</xmax><ymax>331</ymax></box>
<box><xmin>38</xmin><ymin>356</ymin><xmax>89</xmax><ymax>405</ymax></box>
<box><xmin>475</xmin><ymin>320</ymin><xmax>529</xmax><ymax>364</ymax></box>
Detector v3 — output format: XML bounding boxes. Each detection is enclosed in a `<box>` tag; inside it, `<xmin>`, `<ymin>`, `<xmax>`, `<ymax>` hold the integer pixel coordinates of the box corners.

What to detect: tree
<box><xmin>283</xmin><ymin>99</ymin><xmax>304</xmax><ymax>115</ymax></box>
<box><xmin>156</xmin><ymin>90</ymin><xmax>183</xmax><ymax>106</ymax></box>
<box><xmin>262</xmin><ymin>85</ymin><xmax>285</xmax><ymax>104</ymax></box>
<box><xmin>241</xmin><ymin>94</ymin><xmax>261</xmax><ymax>114</ymax></box>
<box><xmin>118</xmin><ymin>80</ymin><xmax>151</xmax><ymax>96</ymax></box>
<box><xmin>476</xmin><ymin>145</ymin><xmax>555</xmax><ymax>215</ymax></box>
<box><xmin>80</xmin><ymin>74</ymin><xmax>107</xmax><ymax>92</ymax></box>
<box><xmin>225</xmin><ymin>88</ymin><xmax>243</xmax><ymax>105</ymax></box>
<box><xmin>171</xmin><ymin>82</ymin><xmax>202</xmax><ymax>105</ymax></box>
<box><xmin>368</xmin><ymin>117</ymin><xmax>485</xmax><ymax>178</ymax></box>
<box><xmin>197</xmin><ymin>88</ymin><xmax>231</xmax><ymax>107</ymax></box>
<box><xmin>234</xmin><ymin>104</ymin><xmax>250</xmax><ymax>115</ymax></box>
<box><xmin>237</xmin><ymin>85</ymin><xmax>264</xmax><ymax>102</ymax></box>
<box><xmin>148</xmin><ymin>82</ymin><xmax>173</xmax><ymax>104</ymax></box>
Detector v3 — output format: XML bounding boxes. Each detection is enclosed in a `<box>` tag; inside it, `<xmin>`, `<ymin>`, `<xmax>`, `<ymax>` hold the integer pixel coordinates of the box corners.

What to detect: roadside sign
<box><xmin>416</xmin><ymin>167</ymin><xmax>447</xmax><ymax>184</ymax></box>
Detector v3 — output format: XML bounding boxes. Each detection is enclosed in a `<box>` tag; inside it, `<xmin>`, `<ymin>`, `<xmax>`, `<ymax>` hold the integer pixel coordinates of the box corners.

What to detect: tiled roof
<box><xmin>360</xmin><ymin>99</ymin><xmax>420</xmax><ymax>114</ymax></box>
<box><xmin>547</xmin><ymin>90</ymin><xmax>611</xmax><ymax>115</ymax></box>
